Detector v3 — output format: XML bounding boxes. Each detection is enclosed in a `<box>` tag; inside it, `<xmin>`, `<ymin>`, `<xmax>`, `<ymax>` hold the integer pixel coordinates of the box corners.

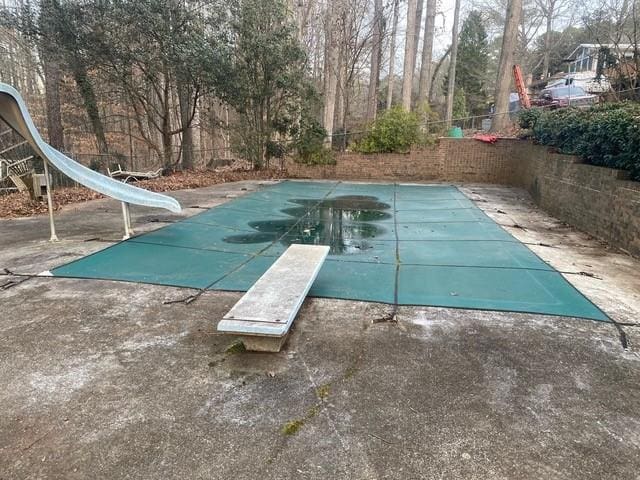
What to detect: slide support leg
<box><xmin>43</xmin><ymin>159</ymin><xmax>59</xmax><ymax>242</ymax></box>
<box><xmin>121</xmin><ymin>202</ymin><xmax>134</xmax><ymax>239</ymax></box>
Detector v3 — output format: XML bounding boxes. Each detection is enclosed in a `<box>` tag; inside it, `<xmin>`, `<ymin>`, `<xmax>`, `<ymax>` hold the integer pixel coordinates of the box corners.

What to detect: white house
<box><xmin>565</xmin><ymin>43</ymin><xmax>636</xmax><ymax>75</ymax></box>
<box><xmin>547</xmin><ymin>43</ymin><xmax>637</xmax><ymax>92</ymax></box>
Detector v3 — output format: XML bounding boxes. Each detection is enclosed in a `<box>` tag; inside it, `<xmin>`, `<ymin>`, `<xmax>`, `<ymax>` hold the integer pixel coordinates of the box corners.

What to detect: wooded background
<box><xmin>0</xmin><ymin>0</ymin><xmax>637</xmax><ymax>171</ymax></box>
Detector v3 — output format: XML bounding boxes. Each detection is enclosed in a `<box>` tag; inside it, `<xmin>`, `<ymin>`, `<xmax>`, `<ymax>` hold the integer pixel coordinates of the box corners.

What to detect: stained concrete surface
<box><xmin>1</xmin><ymin>180</ymin><xmax>639</xmax><ymax>479</ymax></box>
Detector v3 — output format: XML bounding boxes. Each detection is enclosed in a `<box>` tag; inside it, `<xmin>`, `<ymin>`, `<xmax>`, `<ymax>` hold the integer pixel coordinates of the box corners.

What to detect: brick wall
<box><xmin>520</xmin><ymin>150</ymin><xmax>640</xmax><ymax>256</ymax></box>
<box><xmin>284</xmin><ymin>138</ymin><xmax>640</xmax><ymax>256</ymax></box>
<box><xmin>285</xmin><ymin>139</ymin><xmax>523</xmax><ymax>184</ymax></box>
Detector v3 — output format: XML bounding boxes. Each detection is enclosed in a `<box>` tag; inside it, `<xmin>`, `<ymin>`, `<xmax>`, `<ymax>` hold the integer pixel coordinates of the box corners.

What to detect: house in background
<box><xmin>550</xmin><ymin>43</ymin><xmax>637</xmax><ymax>93</ymax></box>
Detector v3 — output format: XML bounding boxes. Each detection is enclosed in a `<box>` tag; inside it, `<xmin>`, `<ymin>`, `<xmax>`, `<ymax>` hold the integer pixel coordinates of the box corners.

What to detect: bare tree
<box><xmin>401</xmin><ymin>0</ymin><xmax>418</xmax><ymax>109</ymax></box>
<box><xmin>332</xmin><ymin>0</ymin><xmax>376</xmax><ymax>141</ymax></box>
<box><xmin>445</xmin><ymin>0</ymin><xmax>462</xmax><ymax>125</ymax></box>
<box><xmin>38</xmin><ymin>0</ymin><xmax>65</xmax><ymax>149</ymax></box>
<box><xmin>536</xmin><ymin>0</ymin><xmax>567</xmax><ymax>78</ymax></box>
<box><xmin>386</xmin><ymin>0</ymin><xmax>400</xmax><ymax>109</ymax></box>
<box><xmin>474</xmin><ymin>0</ymin><xmax>544</xmax><ymax>77</ymax></box>
<box><xmin>412</xmin><ymin>0</ymin><xmax>424</xmax><ymax>91</ymax></box>
<box><xmin>429</xmin><ymin>45</ymin><xmax>451</xmax><ymax>104</ymax></box>
<box><xmin>367</xmin><ymin>0</ymin><xmax>384</xmax><ymax>120</ymax></box>
<box><xmin>42</xmin><ymin>57</ymin><xmax>64</xmax><ymax>149</ymax></box>
<box><xmin>492</xmin><ymin>0</ymin><xmax>523</xmax><ymax>131</ymax></box>
<box><xmin>417</xmin><ymin>0</ymin><xmax>436</xmax><ymax>106</ymax></box>
<box><xmin>323</xmin><ymin>0</ymin><xmax>340</xmax><ymax>146</ymax></box>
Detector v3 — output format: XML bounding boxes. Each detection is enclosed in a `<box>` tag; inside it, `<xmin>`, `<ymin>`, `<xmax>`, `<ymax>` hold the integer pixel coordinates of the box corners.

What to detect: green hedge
<box><xmin>353</xmin><ymin>106</ymin><xmax>423</xmax><ymax>154</ymax></box>
<box><xmin>519</xmin><ymin>103</ymin><xmax>640</xmax><ymax>180</ymax></box>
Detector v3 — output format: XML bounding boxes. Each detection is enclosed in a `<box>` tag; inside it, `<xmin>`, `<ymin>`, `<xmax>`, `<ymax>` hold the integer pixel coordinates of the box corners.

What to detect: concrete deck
<box><xmin>1</xmin><ymin>180</ymin><xmax>639</xmax><ymax>479</ymax></box>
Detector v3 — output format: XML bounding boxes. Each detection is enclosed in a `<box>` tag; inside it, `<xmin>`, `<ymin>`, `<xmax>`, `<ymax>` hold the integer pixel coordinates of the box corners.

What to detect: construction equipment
<box><xmin>513</xmin><ymin>64</ymin><xmax>531</xmax><ymax>109</ymax></box>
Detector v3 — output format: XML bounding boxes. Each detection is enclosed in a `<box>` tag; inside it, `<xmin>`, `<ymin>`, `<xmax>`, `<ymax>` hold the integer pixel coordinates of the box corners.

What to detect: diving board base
<box><xmin>240</xmin><ymin>334</ymin><xmax>289</xmax><ymax>353</ymax></box>
<box><xmin>217</xmin><ymin>244</ymin><xmax>330</xmax><ymax>352</ymax></box>
<box><xmin>217</xmin><ymin>318</ymin><xmax>292</xmax><ymax>352</ymax></box>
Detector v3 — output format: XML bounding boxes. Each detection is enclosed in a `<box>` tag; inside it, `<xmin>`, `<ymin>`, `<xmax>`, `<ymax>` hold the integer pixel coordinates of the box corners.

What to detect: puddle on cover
<box><xmin>223</xmin><ymin>195</ymin><xmax>392</xmax><ymax>254</ymax></box>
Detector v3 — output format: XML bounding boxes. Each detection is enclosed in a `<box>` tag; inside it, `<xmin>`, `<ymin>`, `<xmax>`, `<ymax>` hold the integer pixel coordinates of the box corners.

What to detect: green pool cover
<box><xmin>52</xmin><ymin>181</ymin><xmax>608</xmax><ymax>321</ymax></box>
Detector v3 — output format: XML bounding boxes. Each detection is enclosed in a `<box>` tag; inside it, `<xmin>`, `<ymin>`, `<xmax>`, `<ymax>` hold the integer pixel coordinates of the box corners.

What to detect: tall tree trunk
<box><xmin>366</xmin><ymin>0</ymin><xmax>383</xmax><ymax>121</ymax></box>
<box><xmin>491</xmin><ymin>0</ymin><xmax>522</xmax><ymax>132</ymax></box>
<box><xmin>322</xmin><ymin>1</ymin><xmax>340</xmax><ymax>147</ymax></box>
<box><xmin>429</xmin><ymin>45</ymin><xmax>450</xmax><ymax>104</ymax></box>
<box><xmin>386</xmin><ymin>0</ymin><xmax>400</xmax><ymax>109</ymax></box>
<box><xmin>401</xmin><ymin>0</ymin><xmax>418</xmax><ymax>110</ymax></box>
<box><xmin>178</xmin><ymin>81</ymin><xmax>194</xmax><ymax>169</ymax></box>
<box><xmin>224</xmin><ymin>103</ymin><xmax>231</xmax><ymax>160</ymax></box>
<box><xmin>72</xmin><ymin>64</ymin><xmax>109</xmax><ymax>157</ymax></box>
<box><xmin>42</xmin><ymin>56</ymin><xmax>65</xmax><ymax>150</ymax></box>
<box><xmin>335</xmin><ymin>45</ymin><xmax>346</xmax><ymax>148</ymax></box>
<box><xmin>445</xmin><ymin>0</ymin><xmax>461</xmax><ymax>126</ymax></box>
<box><xmin>162</xmin><ymin>129</ymin><xmax>173</xmax><ymax>168</ymax></box>
<box><xmin>161</xmin><ymin>74</ymin><xmax>173</xmax><ymax>168</ymax></box>
<box><xmin>541</xmin><ymin>2</ymin><xmax>554</xmax><ymax>79</ymax></box>
<box><xmin>38</xmin><ymin>0</ymin><xmax>64</xmax><ymax>150</ymax></box>
<box><xmin>411</xmin><ymin>0</ymin><xmax>424</xmax><ymax>99</ymax></box>
<box><xmin>417</xmin><ymin>0</ymin><xmax>436</xmax><ymax>107</ymax></box>
<box><xmin>313</xmin><ymin>21</ymin><xmax>322</xmax><ymax>83</ymax></box>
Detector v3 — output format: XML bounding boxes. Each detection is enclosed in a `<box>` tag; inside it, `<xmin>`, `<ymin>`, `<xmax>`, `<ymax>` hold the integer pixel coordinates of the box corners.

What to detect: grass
<box><xmin>281</xmin><ymin>419</ymin><xmax>305</xmax><ymax>435</ymax></box>
<box><xmin>281</xmin><ymin>384</ymin><xmax>331</xmax><ymax>435</ymax></box>
<box><xmin>225</xmin><ymin>340</ymin><xmax>246</xmax><ymax>354</ymax></box>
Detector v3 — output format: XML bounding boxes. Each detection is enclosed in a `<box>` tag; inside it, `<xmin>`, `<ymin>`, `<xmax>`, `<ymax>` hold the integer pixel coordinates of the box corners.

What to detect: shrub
<box><xmin>353</xmin><ymin>106</ymin><xmax>422</xmax><ymax>153</ymax></box>
<box><xmin>518</xmin><ymin>108</ymin><xmax>542</xmax><ymax>129</ymax></box>
<box><xmin>292</xmin><ymin>118</ymin><xmax>335</xmax><ymax>165</ymax></box>
<box><xmin>533</xmin><ymin>107</ymin><xmax>591</xmax><ymax>154</ymax></box>
<box><xmin>523</xmin><ymin>102</ymin><xmax>640</xmax><ymax>180</ymax></box>
<box><xmin>416</xmin><ymin>102</ymin><xmax>446</xmax><ymax>136</ymax></box>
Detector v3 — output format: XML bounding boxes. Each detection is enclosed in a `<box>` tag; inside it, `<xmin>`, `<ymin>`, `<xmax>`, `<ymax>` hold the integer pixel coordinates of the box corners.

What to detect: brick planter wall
<box><xmin>285</xmin><ymin>138</ymin><xmax>525</xmax><ymax>184</ymax></box>
<box><xmin>284</xmin><ymin>138</ymin><xmax>640</xmax><ymax>256</ymax></box>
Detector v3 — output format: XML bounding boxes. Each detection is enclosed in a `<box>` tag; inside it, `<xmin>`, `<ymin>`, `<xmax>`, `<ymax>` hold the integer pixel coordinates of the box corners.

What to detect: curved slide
<box><xmin>0</xmin><ymin>82</ymin><xmax>181</xmax><ymax>214</ymax></box>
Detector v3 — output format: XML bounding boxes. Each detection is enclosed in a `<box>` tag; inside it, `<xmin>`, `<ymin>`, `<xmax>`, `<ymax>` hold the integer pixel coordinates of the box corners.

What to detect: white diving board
<box><xmin>217</xmin><ymin>244</ymin><xmax>330</xmax><ymax>352</ymax></box>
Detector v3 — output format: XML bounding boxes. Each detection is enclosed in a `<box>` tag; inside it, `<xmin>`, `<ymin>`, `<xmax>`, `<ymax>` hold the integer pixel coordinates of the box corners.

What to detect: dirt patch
<box><xmin>0</xmin><ymin>167</ymin><xmax>287</xmax><ymax>219</ymax></box>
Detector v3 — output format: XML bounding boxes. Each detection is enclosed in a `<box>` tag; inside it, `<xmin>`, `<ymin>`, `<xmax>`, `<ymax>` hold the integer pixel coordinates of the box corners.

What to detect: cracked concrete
<box><xmin>1</xmin><ymin>180</ymin><xmax>639</xmax><ymax>479</ymax></box>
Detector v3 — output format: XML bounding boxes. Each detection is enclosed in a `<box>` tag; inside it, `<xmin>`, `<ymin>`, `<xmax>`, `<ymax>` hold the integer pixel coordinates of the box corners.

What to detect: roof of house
<box><xmin>566</xmin><ymin>43</ymin><xmax>636</xmax><ymax>61</ymax></box>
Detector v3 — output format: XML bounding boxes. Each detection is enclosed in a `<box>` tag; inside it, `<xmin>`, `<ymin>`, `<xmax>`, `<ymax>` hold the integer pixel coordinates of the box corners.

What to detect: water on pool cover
<box><xmin>223</xmin><ymin>195</ymin><xmax>392</xmax><ymax>255</ymax></box>
<box><xmin>51</xmin><ymin>181</ymin><xmax>609</xmax><ymax>321</ymax></box>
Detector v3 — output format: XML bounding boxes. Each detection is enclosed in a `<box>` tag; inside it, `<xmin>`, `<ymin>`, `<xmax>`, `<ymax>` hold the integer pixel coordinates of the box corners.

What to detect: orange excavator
<box><xmin>475</xmin><ymin>64</ymin><xmax>531</xmax><ymax>143</ymax></box>
<box><xmin>513</xmin><ymin>64</ymin><xmax>531</xmax><ymax>109</ymax></box>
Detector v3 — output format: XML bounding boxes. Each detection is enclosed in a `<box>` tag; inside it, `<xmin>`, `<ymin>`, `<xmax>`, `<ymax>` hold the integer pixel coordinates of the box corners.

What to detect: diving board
<box><xmin>217</xmin><ymin>244</ymin><xmax>330</xmax><ymax>352</ymax></box>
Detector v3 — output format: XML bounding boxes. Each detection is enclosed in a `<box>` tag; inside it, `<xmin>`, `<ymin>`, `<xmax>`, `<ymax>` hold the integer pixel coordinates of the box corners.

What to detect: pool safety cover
<box><xmin>52</xmin><ymin>181</ymin><xmax>608</xmax><ymax>321</ymax></box>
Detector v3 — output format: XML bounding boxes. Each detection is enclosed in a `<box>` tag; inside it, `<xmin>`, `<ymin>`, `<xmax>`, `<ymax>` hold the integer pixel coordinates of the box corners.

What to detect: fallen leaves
<box><xmin>0</xmin><ymin>166</ymin><xmax>287</xmax><ymax>219</ymax></box>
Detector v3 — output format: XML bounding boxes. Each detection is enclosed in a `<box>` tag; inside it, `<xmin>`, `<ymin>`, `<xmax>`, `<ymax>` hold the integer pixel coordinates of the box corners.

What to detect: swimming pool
<box><xmin>52</xmin><ymin>181</ymin><xmax>608</xmax><ymax>321</ymax></box>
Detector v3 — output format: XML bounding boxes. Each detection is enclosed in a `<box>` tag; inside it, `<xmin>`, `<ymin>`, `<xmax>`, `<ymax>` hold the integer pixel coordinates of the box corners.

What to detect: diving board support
<box><xmin>217</xmin><ymin>244</ymin><xmax>330</xmax><ymax>352</ymax></box>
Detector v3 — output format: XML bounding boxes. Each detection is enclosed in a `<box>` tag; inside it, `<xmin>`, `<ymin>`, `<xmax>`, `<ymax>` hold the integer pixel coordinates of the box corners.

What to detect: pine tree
<box><xmin>455</xmin><ymin>11</ymin><xmax>490</xmax><ymax>115</ymax></box>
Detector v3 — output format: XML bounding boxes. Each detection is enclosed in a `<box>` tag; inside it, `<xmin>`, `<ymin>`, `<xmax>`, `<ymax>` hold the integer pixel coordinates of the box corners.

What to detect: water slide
<box><xmin>0</xmin><ymin>82</ymin><xmax>181</xmax><ymax>239</ymax></box>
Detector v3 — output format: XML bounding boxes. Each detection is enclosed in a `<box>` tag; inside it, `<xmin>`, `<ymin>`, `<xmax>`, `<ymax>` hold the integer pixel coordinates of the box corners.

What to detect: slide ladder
<box><xmin>0</xmin><ymin>82</ymin><xmax>181</xmax><ymax>240</ymax></box>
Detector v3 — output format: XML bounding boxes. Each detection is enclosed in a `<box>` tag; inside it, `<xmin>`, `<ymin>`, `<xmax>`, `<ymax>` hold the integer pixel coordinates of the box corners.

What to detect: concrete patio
<box><xmin>1</xmin><ymin>180</ymin><xmax>639</xmax><ymax>479</ymax></box>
